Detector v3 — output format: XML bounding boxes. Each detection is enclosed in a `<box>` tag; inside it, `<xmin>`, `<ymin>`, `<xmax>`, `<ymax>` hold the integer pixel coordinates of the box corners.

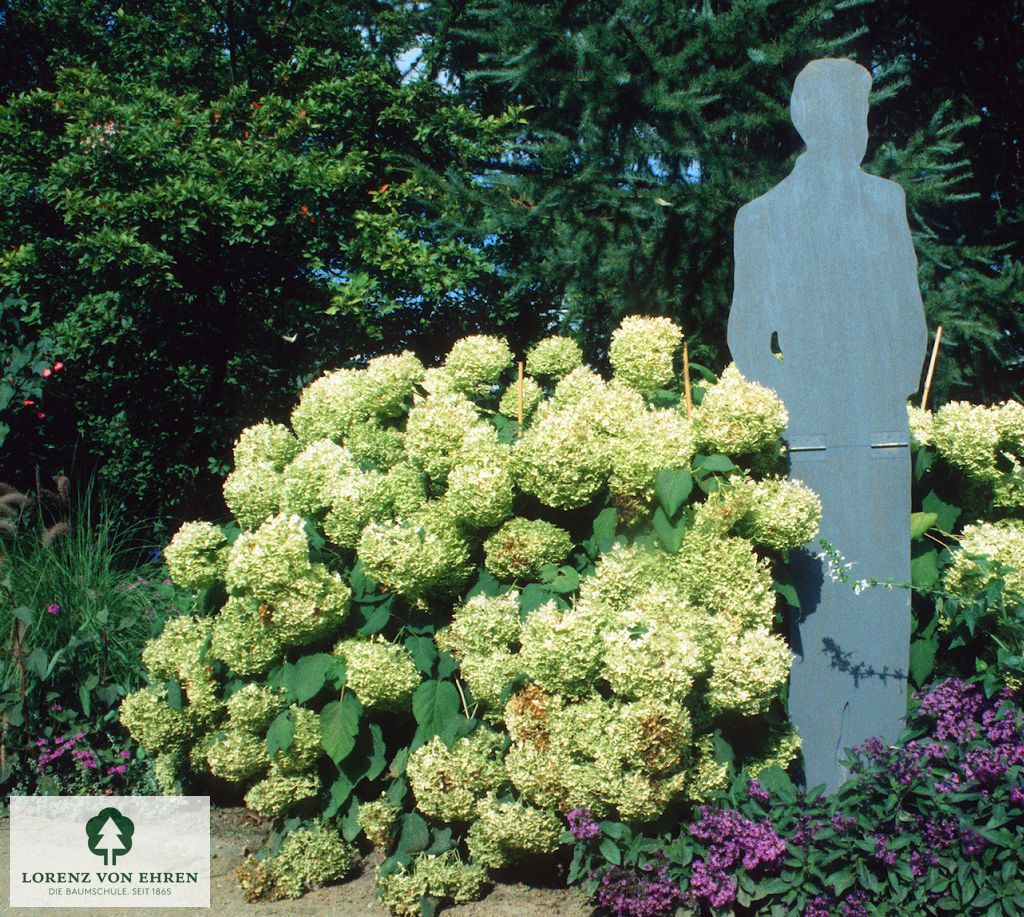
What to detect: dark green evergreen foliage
<box><xmin>0</xmin><ymin>1</ymin><xmax>516</xmax><ymax>515</ymax></box>
<box><xmin>433</xmin><ymin>0</ymin><xmax>1020</xmax><ymax>398</ymax></box>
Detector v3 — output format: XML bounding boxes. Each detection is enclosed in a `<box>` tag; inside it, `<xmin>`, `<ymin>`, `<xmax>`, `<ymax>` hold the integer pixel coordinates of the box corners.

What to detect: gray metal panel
<box><xmin>727</xmin><ymin>59</ymin><xmax>928</xmax><ymax>792</ymax></box>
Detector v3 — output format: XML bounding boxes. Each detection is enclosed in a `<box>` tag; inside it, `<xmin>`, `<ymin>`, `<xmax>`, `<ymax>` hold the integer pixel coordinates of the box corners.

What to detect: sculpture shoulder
<box><xmin>863</xmin><ymin>172</ymin><xmax>908</xmax><ymax>207</ymax></box>
<box><xmin>735</xmin><ymin>176</ymin><xmax>799</xmax><ymax>229</ymax></box>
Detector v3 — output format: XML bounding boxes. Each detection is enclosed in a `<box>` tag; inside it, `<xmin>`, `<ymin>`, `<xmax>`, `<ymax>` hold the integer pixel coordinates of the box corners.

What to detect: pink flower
<box><xmin>119</xmin><ymin>749</ymin><xmax>132</xmax><ymax>759</ymax></box>
<box><xmin>46</xmin><ymin>603</ymin><xmax>60</xmax><ymax>615</ymax></box>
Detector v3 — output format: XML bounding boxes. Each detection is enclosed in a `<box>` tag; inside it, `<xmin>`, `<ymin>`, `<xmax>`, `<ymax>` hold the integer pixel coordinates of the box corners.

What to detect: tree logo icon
<box><xmin>86</xmin><ymin>807</ymin><xmax>135</xmax><ymax>866</ymax></box>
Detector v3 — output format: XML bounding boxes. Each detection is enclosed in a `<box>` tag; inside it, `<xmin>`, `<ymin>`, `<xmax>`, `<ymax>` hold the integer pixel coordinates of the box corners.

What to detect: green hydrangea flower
<box><xmin>693</xmin><ymin>364</ymin><xmax>788</xmax><ymax>455</ymax></box>
<box><xmin>233</xmin><ymin>422</ymin><xmax>299</xmax><ymax>472</ymax></box>
<box><xmin>404</xmin><ymin>393</ymin><xmax>489</xmax><ymax>484</ymax></box>
<box><xmin>739</xmin><ymin>477</ymin><xmax>821</xmax><ymax>550</ymax></box>
<box><xmin>290</xmin><ymin>368</ymin><xmax>366</xmax><ymax>446</ymax></box>
<box><xmin>376</xmin><ymin>851</ymin><xmax>487</xmax><ymax>916</ymax></box>
<box><xmin>512</xmin><ymin>404</ymin><xmax>611</xmax><ymax>509</ymax></box>
<box><xmin>498</xmin><ymin>376</ymin><xmax>544</xmax><ymax>420</ymax></box>
<box><xmin>141</xmin><ymin>615</ymin><xmax>212</xmax><ymax>681</ymax></box>
<box><xmin>223</xmin><ymin>463</ymin><xmax>282</xmax><ymax>531</ymax></box>
<box><xmin>466</xmin><ymin>798</ymin><xmax>562</xmax><ymax>869</ymax></box>
<box><xmin>271</xmin><ymin>823</ymin><xmax>357</xmax><ymax>899</ymax></box>
<box><xmin>163</xmin><ymin>522</ymin><xmax>228</xmax><ymax>591</ymax></box>
<box><xmin>270</xmin><ymin>706</ymin><xmax>322</xmax><ymax>775</ymax></box>
<box><xmin>443</xmin><ymin>335</ymin><xmax>513</xmax><ymax>395</ymax></box>
<box><xmin>224</xmin><ymin>513</ymin><xmax>311</xmax><ymax>602</ymax></box>
<box><xmin>932</xmin><ymin>401</ymin><xmax>1001</xmax><ymax>484</ymax></box>
<box><xmin>357</xmin><ymin>511</ymin><xmax>472</xmax><ymax>602</ymax></box>
<box><xmin>519</xmin><ymin>601</ymin><xmax>606</xmax><ymax>698</ymax></box>
<box><xmin>226</xmin><ymin>684</ymin><xmax>285</xmax><ymax>734</ymax></box>
<box><xmin>267</xmin><ymin>567</ymin><xmax>351</xmax><ymax>646</ymax></box>
<box><xmin>550</xmin><ymin>366</ymin><xmax>605</xmax><ymax>409</ymax></box>
<box><xmin>945</xmin><ymin>519</ymin><xmax>1024</xmax><ymax>600</ymax></box>
<box><xmin>707</xmin><ymin>628</ymin><xmax>791</xmax><ymax>716</ymax></box>
<box><xmin>361</xmin><ymin>350</ymin><xmax>425</xmax><ymax>418</ymax></box>
<box><xmin>344</xmin><ymin>420</ymin><xmax>405</xmax><ymax>469</ymax></box>
<box><xmin>608</xmin><ymin>316</ymin><xmax>682</xmax><ymax>395</ymax></box>
<box><xmin>120</xmin><ymin>687</ymin><xmax>194</xmax><ymax>754</ymax></box>
<box><xmin>483</xmin><ymin>517</ymin><xmax>573</xmax><ymax>581</ymax></box>
<box><xmin>608</xmin><ymin>409</ymin><xmax>695</xmax><ymax>501</ymax></box>
<box><xmin>206</xmin><ymin>730</ymin><xmax>270</xmax><ymax>782</ymax></box>
<box><xmin>459</xmin><ymin>651</ymin><xmax>521</xmax><ymax>716</ymax></box>
<box><xmin>322</xmin><ymin>469</ymin><xmax>389</xmax><ymax>550</ymax></box>
<box><xmin>445</xmin><ymin>446</ymin><xmax>514</xmax><ymax>529</ymax></box>
<box><xmin>437</xmin><ymin>591</ymin><xmax>521</xmax><ymax>659</ymax></box>
<box><xmin>152</xmin><ymin>752</ymin><xmax>184</xmax><ymax>796</ymax></box>
<box><xmin>525</xmin><ymin>335</ymin><xmax>583</xmax><ymax>380</ymax></box>
<box><xmin>209</xmin><ymin>596</ymin><xmax>282</xmax><ymax>676</ymax></box>
<box><xmin>381</xmin><ymin>462</ymin><xmax>428</xmax><ymax>518</ymax></box>
<box><xmin>358</xmin><ymin>797</ymin><xmax>401</xmax><ymax>849</ymax></box>
<box><xmin>907</xmin><ymin>404</ymin><xmax>933</xmax><ymax>448</ymax></box>
<box><xmin>407</xmin><ymin>729</ymin><xmax>509</xmax><ymax>823</ymax></box>
<box><xmin>279</xmin><ymin>440</ymin><xmax>356</xmax><ymax>518</ymax></box>
<box><xmin>748</xmin><ymin>723</ymin><xmax>802</xmax><ymax>777</ymax></box>
<box><xmin>244</xmin><ymin>769</ymin><xmax>321</xmax><ymax>818</ymax></box>
<box><xmin>335</xmin><ymin>637</ymin><xmax>421</xmax><ymax>711</ymax></box>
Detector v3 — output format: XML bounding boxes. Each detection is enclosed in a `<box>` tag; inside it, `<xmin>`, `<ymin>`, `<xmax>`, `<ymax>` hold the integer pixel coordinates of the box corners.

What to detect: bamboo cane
<box><xmin>682</xmin><ymin>338</ymin><xmax>693</xmax><ymax>419</ymax></box>
<box><xmin>921</xmin><ymin>325</ymin><xmax>943</xmax><ymax>412</ymax></box>
<box><xmin>517</xmin><ymin>361</ymin><xmax>525</xmax><ymax>433</ymax></box>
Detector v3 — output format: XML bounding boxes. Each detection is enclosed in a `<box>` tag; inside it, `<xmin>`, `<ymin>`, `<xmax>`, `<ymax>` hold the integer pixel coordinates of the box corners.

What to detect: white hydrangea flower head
<box><xmin>944</xmin><ymin>519</ymin><xmax>1024</xmax><ymax>600</ymax></box>
<box><xmin>550</xmin><ymin>366</ymin><xmax>605</xmax><ymax>409</ymax></box>
<box><xmin>685</xmin><ymin>734</ymin><xmax>730</xmax><ymax>802</ymax></box>
<box><xmin>163</xmin><ymin>521</ymin><xmax>228</xmax><ymax>591</ymax></box>
<box><xmin>748</xmin><ymin>723</ymin><xmax>802</xmax><ymax>777</ymax></box>
<box><xmin>445</xmin><ymin>446</ymin><xmax>515</xmax><ymax>530</ymax></box>
<box><xmin>279</xmin><ymin>440</ymin><xmax>357</xmax><ymax>518</ymax></box>
<box><xmin>609</xmin><ymin>408</ymin><xmax>696</xmax><ymax>501</ymax></box>
<box><xmin>907</xmin><ymin>404</ymin><xmax>934</xmax><ymax>448</ymax></box>
<box><xmin>931</xmin><ymin>401</ymin><xmax>1001</xmax><ymax>483</ymax></box>
<box><xmin>321</xmin><ymin>468</ymin><xmax>389</xmax><ymax>550</ymax></box>
<box><xmin>708</xmin><ymin>628</ymin><xmax>791</xmax><ymax>716</ymax></box>
<box><xmin>206</xmin><ymin>730</ymin><xmax>269</xmax><ymax>782</ymax></box>
<box><xmin>404</xmin><ymin>392</ymin><xmax>490</xmax><ymax>484</ymax></box>
<box><xmin>223</xmin><ymin>462</ymin><xmax>281</xmax><ymax>531</ymax></box>
<box><xmin>357</xmin><ymin>511</ymin><xmax>472</xmax><ymax>602</ymax></box>
<box><xmin>693</xmin><ymin>363</ymin><xmax>788</xmax><ymax>455</ymax></box>
<box><xmin>459</xmin><ymin>650</ymin><xmax>521</xmax><ymax>717</ymax></box>
<box><xmin>498</xmin><ymin>376</ymin><xmax>544</xmax><ymax>420</ymax></box>
<box><xmin>226</xmin><ymin>684</ymin><xmax>284</xmax><ymax>734</ymax></box>
<box><xmin>266</xmin><ymin>566</ymin><xmax>351</xmax><ymax>646</ymax></box>
<box><xmin>407</xmin><ymin>728</ymin><xmax>509</xmax><ymax>823</ymax></box>
<box><xmin>343</xmin><ymin>420</ymin><xmax>405</xmax><ymax>470</ymax></box>
<box><xmin>443</xmin><ymin>335</ymin><xmax>513</xmax><ymax>395</ymax></box>
<box><xmin>437</xmin><ymin>591</ymin><xmax>521</xmax><ymax>659</ymax></box>
<box><xmin>232</xmin><ymin>422</ymin><xmax>299</xmax><ymax>472</ymax></box>
<box><xmin>290</xmin><ymin>368</ymin><xmax>367</xmax><ymax>446</ymax></box>
<box><xmin>270</xmin><ymin>823</ymin><xmax>358</xmax><ymax>900</ymax></box>
<box><xmin>208</xmin><ymin>596</ymin><xmax>282</xmax><ymax>676</ymax></box>
<box><xmin>375</xmin><ymin>850</ymin><xmax>487</xmax><ymax>916</ymax></box>
<box><xmin>335</xmin><ymin>636</ymin><xmax>421</xmax><ymax>711</ymax></box>
<box><xmin>244</xmin><ymin>769</ymin><xmax>321</xmax><ymax>818</ymax></box>
<box><xmin>224</xmin><ymin>513</ymin><xmax>312</xmax><ymax>602</ymax></box>
<box><xmin>512</xmin><ymin>403</ymin><xmax>611</xmax><ymax>509</ymax></box>
<box><xmin>381</xmin><ymin>462</ymin><xmax>429</xmax><ymax>518</ymax></box>
<box><xmin>465</xmin><ymin>799</ymin><xmax>561</xmax><ymax>870</ymax></box>
<box><xmin>608</xmin><ymin>316</ymin><xmax>682</xmax><ymax>395</ymax></box>
<box><xmin>483</xmin><ymin>517</ymin><xmax>573</xmax><ymax>581</ymax></box>
<box><xmin>518</xmin><ymin>600</ymin><xmax>607</xmax><ymax>698</ymax></box>
<box><xmin>152</xmin><ymin>752</ymin><xmax>184</xmax><ymax>796</ymax></box>
<box><xmin>141</xmin><ymin>615</ymin><xmax>212</xmax><ymax>681</ymax></box>
<box><xmin>361</xmin><ymin>350</ymin><xmax>425</xmax><ymax>418</ymax></box>
<box><xmin>358</xmin><ymin>797</ymin><xmax>401</xmax><ymax>849</ymax></box>
<box><xmin>525</xmin><ymin>335</ymin><xmax>583</xmax><ymax>380</ymax></box>
<box><xmin>119</xmin><ymin>687</ymin><xmax>195</xmax><ymax>754</ymax></box>
<box><xmin>740</xmin><ymin>477</ymin><xmax>821</xmax><ymax>551</ymax></box>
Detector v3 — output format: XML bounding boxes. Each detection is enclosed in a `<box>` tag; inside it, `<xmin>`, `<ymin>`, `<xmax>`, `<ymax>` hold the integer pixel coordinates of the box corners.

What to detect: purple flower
<box><xmin>959</xmin><ymin>829</ymin><xmax>987</xmax><ymax>857</ymax></box>
<box><xmin>687</xmin><ymin>860</ymin><xmax>737</xmax><ymax>911</ymax></box>
<box><xmin>119</xmin><ymin>749</ymin><xmax>132</xmax><ymax>759</ymax></box>
<box><xmin>1009</xmin><ymin>786</ymin><xmax>1024</xmax><ymax>807</ymax></box>
<box><xmin>46</xmin><ymin>603</ymin><xmax>60</xmax><ymax>615</ymax></box>
<box><xmin>805</xmin><ymin>895</ymin><xmax>832</xmax><ymax>917</ymax></box>
<box><xmin>916</xmin><ymin>678</ymin><xmax>984</xmax><ymax>742</ymax></box>
<box><xmin>596</xmin><ymin>864</ymin><xmax>683</xmax><ymax>916</ymax></box>
<box><xmin>840</xmin><ymin>890</ymin><xmax>870</xmax><ymax>917</ymax></box>
<box><xmin>747</xmin><ymin>778</ymin><xmax>771</xmax><ymax>804</ymax></box>
<box><xmin>107</xmin><ymin>765</ymin><xmax>127</xmax><ymax>776</ymax></box>
<box><xmin>830</xmin><ymin>814</ymin><xmax>857</xmax><ymax>834</ymax></box>
<box><xmin>50</xmin><ymin>704</ymin><xmax>63</xmax><ymax>712</ymax></box>
<box><xmin>566</xmin><ymin>807</ymin><xmax>601</xmax><ymax>841</ymax></box>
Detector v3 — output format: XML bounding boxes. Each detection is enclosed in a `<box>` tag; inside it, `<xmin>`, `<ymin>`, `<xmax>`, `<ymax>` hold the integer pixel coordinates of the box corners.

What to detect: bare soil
<box><xmin>1</xmin><ymin>807</ymin><xmax>591</xmax><ymax>916</ymax></box>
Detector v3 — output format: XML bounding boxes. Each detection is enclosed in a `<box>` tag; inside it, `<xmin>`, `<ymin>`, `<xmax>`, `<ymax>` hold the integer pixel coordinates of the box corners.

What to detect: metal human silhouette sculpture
<box><xmin>728</xmin><ymin>59</ymin><xmax>927</xmax><ymax>792</ymax></box>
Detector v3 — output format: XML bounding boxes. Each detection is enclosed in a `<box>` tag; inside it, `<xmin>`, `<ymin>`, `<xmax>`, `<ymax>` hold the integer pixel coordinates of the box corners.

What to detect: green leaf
<box><xmin>320</xmin><ymin>693</ymin><xmax>362</xmax><ymax>763</ymax></box>
<box><xmin>592</xmin><ymin>507</ymin><xmax>618</xmax><ymax>552</ymax></box>
<box><xmin>355</xmin><ymin>598</ymin><xmax>392</xmax><ymax>635</ymax></box>
<box><xmin>909</xmin><ymin>637</ymin><xmax>939</xmax><ymax>686</ymax></box>
<box><xmin>412</xmin><ymin>680</ymin><xmax>461</xmax><ymax>740</ymax></box>
<box><xmin>284</xmin><ymin>653</ymin><xmax>336</xmax><ymax>703</ymax></box>
<box><xmin>911</xmin><ymin>543</ymin><xmax>940</xmax><ymax>589</ymax></box>
<box><xmin>324</xmin><ymin>773</ymin><xmax>354</xmax><ymax>819</ymax></box>
<box><xmin>12</xmin><ymin>606</ymin><xmax>33</xmax><ymax>627</ymax></box>
<box><xmin>652</xmin><ymin>507</ymin><xmax>685</xmax><ymax>553</ymax></box>
<box><xmin>266</xmin><ymin>709</ymin><xmax>296</xmax><ymax>757</ymax></box>
<box><xmin>922</xmin><ymin>490</ymin><xmax>961</xmax><ymax>533</ymax></box>
<box><xmin>694</xmin><ymin>454</ymin><xmax>737</xmax><ymax>474</ymax></box>
<box><xmin>405</xmin><ymin>636</ymin><xmax>438</xmax><ymax>675</ymax></box>
<box><xmin>366</xmin><ymin>724</ymin><xmax>387</xmax><ymax>782</ymax></box>
<box><xmin>654</xmin><ymin>468</ymin><xmax>693</xmax><ymax>517</ymax></box>
<box><xmin>519</xmin><ymin>583</ymin><xmax>554</xmax><ymax>618</ymax></box>
<box><xmin>829</xmin><ymin>870</ymin><xmax>857</xmax><ymax>896</ymax></box>
<box><xmin>546</xmin><ymin>565</ymin><xmax>580</xmax><ymax>594</ymax></box>
<box><xmin>396</xmin><ymin>812</ymin><xmax>430</xmax><ymax>856</ymax></box>
<box><xmin>910</xmin><ymin>511</ymin><xmax>938</xmax><ymax>540</ymax></box>
<box><xmin>599</xmin><ymin>837</ymin><xmax>622</xmax><ymax>866</ymax></box>
<box><xmin>774</xmin><ymin>580</ymin><xmax>801</xmax><ymax>609</ymax></box>
<box><xmin>165</xmin><ymin>678</ymin><xmax>184</xmax><ymax>713</ymax></box>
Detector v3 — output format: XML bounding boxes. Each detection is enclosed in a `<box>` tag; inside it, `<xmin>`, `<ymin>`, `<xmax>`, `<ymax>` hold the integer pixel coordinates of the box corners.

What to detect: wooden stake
<box><xmin>517</xmin><ymin>360</ymin><xmax>525</xmax><ymax>433</ymax></box>
<box><xmin>921</xmin><ymin>324</ymin><xmax>942</xmax><ymax>412</ymax></box>
<box><xmin>682</xmin><ymin>338</ymin><xmax>693</xmax><ymax>419</ymax></box>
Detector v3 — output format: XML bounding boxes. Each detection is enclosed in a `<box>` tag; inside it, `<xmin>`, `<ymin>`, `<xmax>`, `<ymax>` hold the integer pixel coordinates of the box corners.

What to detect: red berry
<box><xmin>53</xmin><ymin>362</ymin><xmax>64</xmax><ymax>372</ymax></box>
<box><xmin>36</xmin><ymin>411</ymin><xmax>45</xmax><ymax>421</ymax></box>
<box><xmin>42</xmin><ymin>367</ymin><xmax>52</xmax><ymax>378</ymax></box>
<box><xmin>22</xmin><ymin>399</ymin><xmax>34</xmax><ymax>406</ymax></box>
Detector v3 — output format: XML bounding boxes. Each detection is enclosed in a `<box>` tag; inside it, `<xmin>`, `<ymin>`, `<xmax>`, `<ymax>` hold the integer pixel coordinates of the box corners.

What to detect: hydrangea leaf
<box><xmin>412</xmin><ymin>680</ymin><xmax>461</xmax><ymax>740</ymax></box>
<box><xmin>911</xmin><ymin>543</ymin><xmax>940</xmax><ymax>589</ymax></box>
<box><xmin>652</xmin><ymin>507</ymin><xmax>685</xmax><ymax>554</ymax></box>
<box><xmin>655</xmin><ymin>467</ymin><xmax>693</xmax><ymax>517</ymax></box>
<box><xmin>321</xmin><ymin>693</ymin><xmax>363</xmax><ymax>763</ymax></box>
<box><xmin>922</xmin><ymin>490</ymin><xmax>961</xmax><ymax>533</ymax></box>
<box><xmin>396</xmin><ymin>812</ymin><xmax>430</xmax><ymax>856</ymax></box>
<box><xmin>910</xmin><ymin>511</ymin><xmax>939</xmax><ymax>540</ymax></box>
<box><xmin>284</xmin><ymin>653</ymin><xmax>338</xmax><ymax>703</ymax></box>
<box><xmin>266</xmin><ymin>709</ymin><xmax>297</xmax><ymax>757</ymax></box>
<box><xmin>592</xmin><ymin>507</ymin><xmax>618</xmax><ymax>553</ymax></box>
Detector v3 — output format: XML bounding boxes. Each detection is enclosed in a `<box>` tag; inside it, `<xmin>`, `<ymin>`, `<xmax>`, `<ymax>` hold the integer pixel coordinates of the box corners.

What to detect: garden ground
<box><xmin>0</xmin><ymin>807</ymin><xmax>589</xmax><ymax>915</ymax></box>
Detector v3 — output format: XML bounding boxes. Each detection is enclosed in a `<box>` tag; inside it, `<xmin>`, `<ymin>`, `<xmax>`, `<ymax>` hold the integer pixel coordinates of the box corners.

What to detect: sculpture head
<box><xmin>791</xmin><ymin>58</ymin><xmax>871</xmax><ymax>165</ymax></box>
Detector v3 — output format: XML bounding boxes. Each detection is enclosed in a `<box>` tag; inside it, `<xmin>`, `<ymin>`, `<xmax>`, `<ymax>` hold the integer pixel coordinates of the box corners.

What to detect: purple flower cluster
<box><xmin>686</xmin><ymin>807</ymin><xmax>786</xmax><ymax>909</ymax></box>
<box><xmin>595</xmin><ymin>863</ymin><xmax>683</xmax><ymax>917</ymax></box>
<box><xmin>566</xmin><ymin>807</ymin><xmax>601</xmax><ymax>841</ymax></box>
<box><xmin>916</xmin><ymin>678</ymin><xmax>986</xmax><ymax>741</ymax></box>
<box><xmin>36</xmin><ymin>732</ymin><xmax>90</xmax><ymax>769</ymax></box>
<box><xmin>747</xmin><ymin>778</ymin><xmax>771</xmax><ymax>804</ymax></box>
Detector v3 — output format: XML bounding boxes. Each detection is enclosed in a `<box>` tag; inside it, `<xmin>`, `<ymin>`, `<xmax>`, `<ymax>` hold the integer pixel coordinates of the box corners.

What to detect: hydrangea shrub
<box><xmin>123</xmin><ymin>318</ymin><xmax>821</xmax><ymax>909</ymax></box>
